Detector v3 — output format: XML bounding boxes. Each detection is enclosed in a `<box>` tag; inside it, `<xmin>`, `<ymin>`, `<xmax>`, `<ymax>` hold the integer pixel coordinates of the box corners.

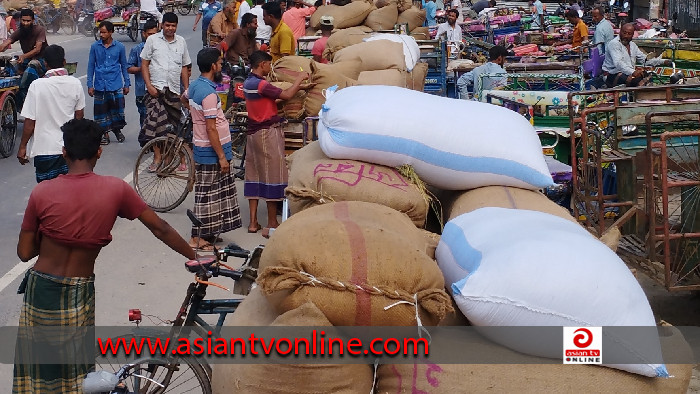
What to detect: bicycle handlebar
<box><xmin>215</xmin><ymin>268</ymin><xmax>242</xmax><ymax>280</ymax></box>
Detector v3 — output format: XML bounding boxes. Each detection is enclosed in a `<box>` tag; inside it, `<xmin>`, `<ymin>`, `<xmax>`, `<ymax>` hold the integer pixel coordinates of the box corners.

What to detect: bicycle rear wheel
<box><xmin>134</xmin><ymin>136</ymin><xmax>194</xmax><ymax>212</ymax></box>
<box><xmin>96</xmin><ymin>353</ymin><xmax>211</xmax><ymax>393</ymax></box>
<box><xmin>176</xmin><ymin>3</ymin><xmax>192</xmax><ymax>15</ymax></box>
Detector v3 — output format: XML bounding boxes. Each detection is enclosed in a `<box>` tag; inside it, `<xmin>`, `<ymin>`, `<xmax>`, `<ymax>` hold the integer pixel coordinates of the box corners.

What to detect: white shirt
<box><xmin>435</xmin><ymin>22</ymin><xmax>461</xmax><ymax>43</ymax></box>
<box><xmin>141</xmin><ymin>32</ymin><xmax>191</xmax><ymax>92</ymax></box>
<box><xmin>0</xmin><ymin>17</ymin><xmax>6</xmax><ymax>41</ymax></box>
<box><xmin>251</xmin><ymin>5</ymin><xmax>271</xmax><ymax>40</ymax></box>
<box><xmin>237</xmin><ymin>0</ymin><xmax>251</xmax><ymax>28</ymax></box>
<box><xmin>602</xmin><ymin>36</ymin><xmax>646</xmax><ymax>76</ymax></box>
<box><xmin>20</xmin><ymin>73</ymin><xmax>86</xmax><ymax>158</ymax></box>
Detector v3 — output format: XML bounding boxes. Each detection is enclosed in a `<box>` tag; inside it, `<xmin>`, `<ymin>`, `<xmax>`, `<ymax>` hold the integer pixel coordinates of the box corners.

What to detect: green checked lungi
<box><xmin>13</xmin><ymin>269</ymin><xmax>96</xmax><ymax>394</ymax></box>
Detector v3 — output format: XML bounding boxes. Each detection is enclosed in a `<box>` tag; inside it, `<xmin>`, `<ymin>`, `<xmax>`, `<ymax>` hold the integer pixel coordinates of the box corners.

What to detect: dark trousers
<box><xmin>606</xmin><ymin>73</ymin><xmax>645</xmax><ymax>88</ymax></box>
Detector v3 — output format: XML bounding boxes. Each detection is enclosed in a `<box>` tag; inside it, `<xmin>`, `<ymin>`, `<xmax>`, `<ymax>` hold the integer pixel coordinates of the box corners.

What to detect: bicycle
<box><xmin>175</xmin><ymin>0</ymin><xmax>200</xmax><ymax>15</ymax></box>
<box><xmin>133</xmin><ymin>107</ymin><xmax>195</xmax><ymax>213</ymax></box>
<box><xmin>38</xmin><ymin>4</ymin><xmax>76</xmax><ymax>34</ymax></box>
<box><xmin>86</xmin><ymin>210</ymin><xmax>263</xmax><ymax>394</ymax></box>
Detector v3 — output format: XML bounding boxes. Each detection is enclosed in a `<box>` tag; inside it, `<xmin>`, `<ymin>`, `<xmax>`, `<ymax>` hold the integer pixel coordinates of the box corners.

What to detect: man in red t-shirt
<box><xmin>14</xmin><ymin>118</ymin><xmax>195</xmax><ymax>393</ymax></box>
<box><xmin>242</xmin><ymin>50</ymin><xmax>313</xmax><ymax>236</ymax></box>
<box><xmin>311</xmin><ymin>15</ymin><xmax>333</xmax><ymax>63</ymax></box>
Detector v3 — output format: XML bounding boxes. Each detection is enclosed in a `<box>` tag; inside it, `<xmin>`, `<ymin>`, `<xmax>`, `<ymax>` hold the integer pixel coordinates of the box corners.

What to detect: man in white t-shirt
<box><xmin>250</xmin><ymin>0</ymin><xmax>271</xmax><ymax>44</ymax></box>
<box><xmin>435</xmin><ymin>8</ymin><xmax>461</xmax><ymax>55</ymax></box>
<box><xmin>17</xmin><ymin>44</ymin><xmax>85</xmax><ymax>183</ymax></box>
<box><xmin>140</xmin><ymin>0</ymin><xmax>163</xmax><ymax>23</ymax></box>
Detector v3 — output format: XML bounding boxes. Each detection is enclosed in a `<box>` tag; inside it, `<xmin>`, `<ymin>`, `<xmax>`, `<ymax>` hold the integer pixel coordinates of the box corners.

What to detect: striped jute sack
<box><xmin>285</xmin><ymin>141</ymin><xmax>429</xmax><ymax>227</ymax></box>
<box><xmin>257</xmin><ymin>201</ymin><xmax>452</xmax><ymax>326</ymax></box>
<box><xmin>212</xmin><ymin>294</ymin><xmax>374</xmax><ymax>393</ymax></box>
<box><xmin>310</xmin><ymin>2</ymin><xmax>374</xmax><ymax>29</ymax></box>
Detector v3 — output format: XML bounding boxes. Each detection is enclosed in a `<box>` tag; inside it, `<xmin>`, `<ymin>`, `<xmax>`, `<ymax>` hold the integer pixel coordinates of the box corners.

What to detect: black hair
<box><xmin>162</xmin><ymin>11</ymin><xmax>178</xmax><ymax>24</ymax></box>
<box><xmin>62</xmin><ymin>119</ymin><xmax>104</xmax><ymax>161</ymax></box>
<box><xmin>44</xmin><ymin>45</ymin><xmax>65</xmax><ymax>69</ymax></box>
<box><xmin>19</xmin><ymin>8</ymin><xmax>33</xmax><ymax>19</ymax></box>
<box><xmin>241</xmin><ymin>12</ymin><xmax>256</xmax><ymax>27</ymax></box>
<box><xmin>262</xmin><ymin>2</ymin><xmax>282</xmax><ymax>19</ymax></box>
<box><xmin>314</xmin><ymin>0</ymin><xmax>323</xmax><ymax>6</ymax></box>
<box><xmin>249</xmin><ymin>50</ymin><xmax>272</xmax><ymax>69</ymax></box>
<box><xmin>565</xmin><ymin>8</ymin><xmax>579</xmax><ymax>18</ymax></box>
<box><xmin>489</xmin><ymin>0</ymin><xmax>496</xmax><ymax>6</ymax></box>
<box><xmin>447</xmin><ymin>8</ymin><xmax>459</xmax><ymax>17</ymax></box>
<box><xmin>593</xmin><ymin>6</ymin><xmax>605</xmax><ymax>15</ymax></box>
<box><xmin>99</xmin><ymin>20</ymin><xmax>114</xmax><ymax>32</ymax></box>
<box><xmin>197</xmin><ymin>47</ymin><xmax>221</xmax><ymax>73</ymax></box>
<box><xmin>143</xmin><ymin>19</ymin><xmax>158</xmax><ymax>32</ymax></box>
<box><xmin>255</xmin><ymin>0</ymin><xmax>265</xmax><ymax>5</ymax></box>
<box><xmin>488</xmin><ymin>45</ymin><xmax>508</xmax><ymax>60</ymax></box>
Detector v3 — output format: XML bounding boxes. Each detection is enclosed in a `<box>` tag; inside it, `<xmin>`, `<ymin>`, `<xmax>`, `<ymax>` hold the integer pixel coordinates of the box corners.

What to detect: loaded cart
<box><xmin>0</xmin><ymin>56</ymin><xmax>21</xmax><ymax>159</ymax></box>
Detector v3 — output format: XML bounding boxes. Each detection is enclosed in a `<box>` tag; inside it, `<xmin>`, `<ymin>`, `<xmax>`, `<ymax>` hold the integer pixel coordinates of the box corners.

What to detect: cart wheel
<box><xmin>0</xmin><ymin>94</ymin><xmax>17</xmax><ymax>158</ymax></box>
<box><xmin>127</xmin><ymin>15</ymin><xmax>138</xmax><ymax>42</ymax></box>
<box><xmin>61</xmin><ymin>15</ymin><xmax>76</xmax><ymax>35</ymax></box>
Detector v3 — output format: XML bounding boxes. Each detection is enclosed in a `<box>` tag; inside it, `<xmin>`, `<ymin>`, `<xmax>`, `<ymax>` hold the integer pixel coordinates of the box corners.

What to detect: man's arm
<box><xmin>138</xmin><ymin>209</ymin><xmax>196</xmax><ymax>260</ymax></box>
<box><xmin>278</xmin><ymin>73</ymin><xmax>310</xmax><ymax>100</ymax></box>
<box><xmin>0</xmin><ymin>30</ymin><xmax>16</xmax><ymax>52</ymax></box>
<box><xmin>87</xmin><ymin>45</ymin><xmax>95</xmax><ymax>96</ymax></box>
<box><xmin>127</xmin><ymin>47</ymin><xmax>140</xmax><ymax>74</ymax></box>
<box><xmin>17</xmin><ymin>230</ymin><xmax>39</xmax><ymax>262</ymax></box>
<box><xmin>16</xmin><ymin>118</ymin><xmax>34</xmax><ymax>164</ymax></box>
<box><xmin>75</xmin><ymin>109</ymin><xmax>84</xmax><ymax>119</ymax></box>
<box><xmin>120</xmin><ymin>45</ymin><xmax>130</xmax><ymax>95</ymax></box>
<box><xmin>142</xmin><ymin>59</ymin><xmax>158</xmax><ymax>97</ymax></box>
<box><xmin>193</xmin><ymin>12</ymin><xmax>203</xmax><ymax>30</ymax></box>
<box><xmin>181</xmin><ymin>46</ymin><xmax>191</xmax><ymax>91</ymax></box>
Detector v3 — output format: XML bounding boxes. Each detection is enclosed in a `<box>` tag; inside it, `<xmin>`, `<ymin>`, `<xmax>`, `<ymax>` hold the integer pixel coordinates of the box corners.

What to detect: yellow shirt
<box><xmin>572</xmin><ymin>20</ymin><xmax>589</xmax><ymax>51</ymax></box>
<box><xmin>269</xmin><ymin>21</ymin><xmax>296</xmax><ymax>63</ymax></box>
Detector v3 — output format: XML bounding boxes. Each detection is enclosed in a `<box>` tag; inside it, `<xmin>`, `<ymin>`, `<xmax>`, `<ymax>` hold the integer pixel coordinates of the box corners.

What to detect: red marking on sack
<box><xmin>334</xmin><ymin>202</ymin><xmax>370</xmax><ymax>326</ymax></box>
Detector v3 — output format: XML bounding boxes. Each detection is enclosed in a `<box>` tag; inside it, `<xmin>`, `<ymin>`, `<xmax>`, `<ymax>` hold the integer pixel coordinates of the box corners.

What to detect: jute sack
<box><xmin>374</xmin><ymin>0</ymin><xmax>396</xmax><ymax>8</ymax></box>
<box><xmin>446</xmin><ymin>186</ymin><xmax>576</xmax><ymax>223</ymax></box>
<box><xmin>310</xmin><ymin>2</ymin><xmax>374</xmax><ymax>29</ymax></box>
<box><xmin>410</xmin><ymin>26</ymin><xmax>430</xmax><ymax>40</ymax></box>
<box><xmin>334</xmin><ymin>40</ymin><xmax>406</xmax><ymax>71</ymax></box>
<box><xmin>257</xmin><ymin>201</ymin><xmax>453</xmax><ymax>326</ymax></box>
<box><xmin>397</xmin><ymin>6</ymin><xmax>426</xmax><ymax>31</ymax></box>
<box><xmin>212</xmin><ymin>299</ymin><xmax>375</xmax><ymax>394</ymax></box>
<box><xmin>269</xmin><ymin>56</ymin><xmax>313</xmax><ymax>84</ymax></box>
<box><xmin>396</xmin><ymin>0</ymin><xmax>412</xmax><ymax>12</ymax></box>
<box><xmin>3</xmin><ymin>0</ymin><xmax>27</xmax><ymax>9</ymax></box>
<box><xmin>285</xmin><ymin>141</ymin><xmax>428</xmax><ymax>226</ymax></box>
<box><xmin>304</xmin><ymin>60</ymin><xmax>360</xmax><ymax>116</ymax></box>
<box><xmin>377</xmin><ymin>325</ymin><xmax>692</xmax><ymax>394</ymax></box>
<box><xmin>358</xmin><ymin>69</ymin><xmax>408</xmax><ymax>87</ymax></box>
<box><xmin>419</xmin><ymin>229</ymin><xmax>440</xmax><ymax>260</ymax></box>
<box><xmin>322</xmin><ymin>26</ymin><xmax>372</xmax><ymax>61</ymax></box>
<box><xmin>364</xmin><ymin>3</ymin><xmax>398</xmax><ymax>30</ymax></box>
<box><xmin>312</xmin><ymin>59</ymin><xmax>363</xmax><ymax>80</ymax></box>
<box><xmin>405</xmin><ymin>61</ymin><xmax>428</xmax><ymax>91</ymax></box>
<box><xmin>270</xmin><ymin>82</ymin><xmax>306</xmax><ymax>120</ymax></box>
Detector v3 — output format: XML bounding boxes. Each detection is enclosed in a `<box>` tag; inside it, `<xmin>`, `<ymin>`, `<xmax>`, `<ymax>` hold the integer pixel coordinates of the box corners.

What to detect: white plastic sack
<box><xmin>318</xmin><ymin>85</ymin><xmax>553</xmax><ymax>190</ymax></box>
<box><xmin>365</xmin><ymin>33</ymin><xmax>420</xmax><ymax>72</ymax></box>
<box><xmin>435</xmin><ymin>207</ymin><xmax>667</xmax><ymax>378</ymax></box>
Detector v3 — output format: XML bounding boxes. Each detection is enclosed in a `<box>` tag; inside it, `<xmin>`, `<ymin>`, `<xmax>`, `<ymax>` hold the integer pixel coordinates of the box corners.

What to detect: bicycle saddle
<box><xmin>185</xmin><ymin>256</ymin><xmax>217</xmax><ymax>273</ymax></box>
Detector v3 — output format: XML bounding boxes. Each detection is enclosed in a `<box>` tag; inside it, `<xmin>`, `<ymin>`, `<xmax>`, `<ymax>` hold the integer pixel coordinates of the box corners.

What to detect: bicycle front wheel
<box><xmin>176</xmin><ymin>3</ymin><xmax>192</xmax><ymax>15</ymax></box>
<box><xmin>0</xmin><ymin>94</ymin><xmax>16</xmax><ymax>158</ymax></box>
<box><xmin>134</xmin><ymin>136</ymin><xmax>194</xmax><ymax>212</ymax></box>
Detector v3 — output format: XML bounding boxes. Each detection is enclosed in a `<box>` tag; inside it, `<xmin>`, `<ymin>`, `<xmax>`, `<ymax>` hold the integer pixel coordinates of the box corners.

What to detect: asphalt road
<box><xmin>0</xmin><ymin>15</ymin><xmax>271</xmax><ymax>390</ymax></box>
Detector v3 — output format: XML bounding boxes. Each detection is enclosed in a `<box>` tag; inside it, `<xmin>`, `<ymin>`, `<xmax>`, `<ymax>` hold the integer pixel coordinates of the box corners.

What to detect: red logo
<box><xmin>573</xmin><ymin>328</ymin><xmax>593</xmax><ymax>348</ymax></box>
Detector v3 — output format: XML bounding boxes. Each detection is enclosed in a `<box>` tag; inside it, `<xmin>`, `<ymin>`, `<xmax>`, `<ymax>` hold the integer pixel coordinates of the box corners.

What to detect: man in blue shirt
<box><xmin>457</xmin><ymin>45</ymin><xmax>508</xmax><ymax>100</ymax></box>
<box><xmin>128</xmin><ymin>20</ymin><xmax>158</xmax><ymax>128</ymax></box>
<box><xmin>192</xmin><ymin>0</ymin><xmax>222</xmax><ymax>47</ymax></box>
<box><xmin>87</xmin><ymin>20</ymin><xmax>130</xmax><ymax>145</ymax></box>
<box><xmin>423</xmin><ymin>0</ymin><xmax>437</xmax><ymax>26</ymax></box>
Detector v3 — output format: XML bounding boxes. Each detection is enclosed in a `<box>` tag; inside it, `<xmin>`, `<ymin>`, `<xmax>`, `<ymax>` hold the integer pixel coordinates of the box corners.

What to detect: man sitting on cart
<box><xmin>0</xmin><ymin>8</ymin><xmax>48</xmax><ymax>111</ymax></box>
<box><xmin>218</xmin><ymin>12</ymin><xmax>257</xmax><ymax>66</ymax></box>
<box><xmin>457</xmin><ymin>45</ymin><xmax>508</xmax><ymax>100</ymax></box>
<box><xmin>602</xmin><ymin>23</ymin><xmax>648</xmax><ymax>87</ymax></box>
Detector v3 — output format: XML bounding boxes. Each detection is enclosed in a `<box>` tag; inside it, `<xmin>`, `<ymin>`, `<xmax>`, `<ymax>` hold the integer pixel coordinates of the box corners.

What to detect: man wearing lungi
<box><xmin>187</xmin><ymin>48</ymin><xmax>242</xmax><ymax>250</ymax></box>
<box><xmin>88</xmin><ymin>21</ymin><xmax>130</xmax><ymax>145</ymax></box>
<box><xmin>243</xmin><ymin>50</ymin><xmax>312</xmax><ymax>235</ymax></box>
<box><xmin>140</xmin><ymin>12</ymin><xmax>191</xmax><ymax>168</ymax></box>
<box><xmin>14</xmin><ymin>118</ymin><xmax>195</xmax><ymax>393</ymax></box>
<box><xmin>17</xmin><ymin>45</ymin><xmax>85</xmax><ymax>183</ymax></box>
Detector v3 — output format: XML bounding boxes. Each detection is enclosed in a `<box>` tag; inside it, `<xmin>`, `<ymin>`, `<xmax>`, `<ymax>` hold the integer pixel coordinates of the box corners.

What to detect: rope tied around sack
<box><xmin>396</xmin><ymin>164</ymin><xmax>444</xmax><ymax>231</ymax></box>
<box><xmin>285</xmin><ymin>187</ymin><xmax>336</xmax><ymax>205</ymax></box>
<box><xmin>384</xmin><ymin>294</ymin><xmax>432</xmax><ymax>342</ymax></box>
<box><xmin>257</xmin><ymin>266</ymin><xmax>453</xmax><ymax>324</ymax></box>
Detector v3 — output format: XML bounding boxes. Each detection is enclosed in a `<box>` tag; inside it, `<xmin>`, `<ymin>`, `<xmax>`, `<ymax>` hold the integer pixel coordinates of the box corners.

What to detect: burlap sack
<box><xmin>270</xmin><ymin>82</ymin><xmax>306</xmax><ymax>120</ymax></box>
<box><xmin>304</xmin><ymin>61</ymin><xmax>360</xmax><ymax>116</ymax></box>
<box><xmin>410</xmin><ymin>26</ymin><xmax>430</xmax><ymax>40</ymax></box>
<box><xmin>374</xmin><ymin>0</ymin><xmax>396</xmax><ymax>8</ymax></box>
<box><xmin>312</xmin><ymin>59</ymin><xmax>363</xmax><ymax>80</ymax></box>
<box><xmin>212</xmin><ymin>297</ymin><xmax>374</xmax><ymax>394</ymax></box>
<box><xmin>3</xmin><ymin>0</ymin><xmax>26</xmax><ymax>9</ymax></box>
<box><xmin>419</xmin><ymin>229</ymin><xmax>440</xmax><ymax>260</ymax></box>
<box><xmin>364</xmin><ymin>3</ymin><xmax>398</xmax><ymax>31</ymax></box>
<box><xmin>334</xmin><ymin>40</ymin><xmax>406</xmax><ymax>71</ymax></box>
<box><xmin>285</xmin><ymin>141</ymin><xmax>428</xmax><ymax>226</ymax></box>
<box><xmin>269</xmin><ymin>56</ymin><xmax>313</xmax><ymax>84</ymax></box>
<box><xmin>446</xmin><ymin>186</ymin><xmax>577</xmax><ymax>223</ymax></box>
<box><xmin>377</xmin><ymin>324</ymin><xmax>692</xmax><ymax>394</ymax></box>
<box><xmin>257</xmin><ymin>201</ymin><xmax>452</xmax><ymax>326</ymax></box>
<box><xmin>358</xmin><ymin>69</ymin><xmax>408</xmax><ymax>87</ymax></box>
<box><xmin>396</xmin><ymin>0</ymin><xmax>412</xmax><ymax>12</ymax></box>
<box><xmin>397</xmin><ymin>6</ymin><xmax>426</xmax><ymax>31</ymax></box>
<box><xmin>310</xmin><ymin>2</ymin><xmax>374</xmax><ymax>30</ymax></box>
<box><xmin>322</xmin><ymin>26</ymin><xmax>373</xmax><ymax>61</ymax></box>
<box><xmin>404</xmin><ymin>61</ymin><xmax>428</xmax><ymax>91</ymax></box>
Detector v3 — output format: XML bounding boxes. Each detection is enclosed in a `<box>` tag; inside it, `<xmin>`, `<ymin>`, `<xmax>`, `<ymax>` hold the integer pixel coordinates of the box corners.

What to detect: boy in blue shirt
<box><xmin>423</xmin><ymin>0</ymin><xmax>437</xmax><ymax>26</ymax></box>
<box><xmin>128</xmin><ymin>20</ymin><xmax>158</xmax><ymax>129</ymax></box>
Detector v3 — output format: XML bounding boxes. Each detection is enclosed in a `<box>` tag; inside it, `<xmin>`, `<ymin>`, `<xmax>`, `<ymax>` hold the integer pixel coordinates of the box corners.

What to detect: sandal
<box><xmin>147</xmin><ymin>161</ymin><xmax>161</xmax><ymax>173</ymax></box>
<box><xmin>247</xmin><ymin>224</ymin><xmax>262</xmax><ymax>233</ymax></box>
<box><xmin>101</xmin><ymin>134</ymin><xmax>110</xmax><ymax>145</ymax></box>
<box><xmin>189</xmin><ymin>239</ymin><xmax>215</xmax><ymax>251</ymax></box>
<box><xmin>113</xmin><ymin>130</ymin><xmax>126</xmax><ymax>143</ymax></box>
